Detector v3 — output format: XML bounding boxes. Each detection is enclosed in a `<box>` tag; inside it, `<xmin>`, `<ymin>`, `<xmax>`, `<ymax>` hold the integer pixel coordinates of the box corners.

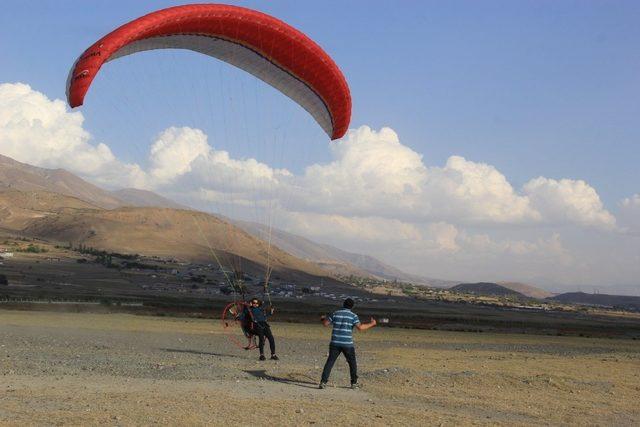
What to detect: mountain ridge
<box><xmin>111</xmin><ymin>188</ymin><xmax>188</xmax><ymax>209</ymax></box>
<box><xmin>233</xmin><ymin>220</ymin><xmax>453</xmax><ymax>286</ymax></box>
<box><xmin>0</xmin><ymin>152</ymin><xmax>440</xmax><ymax>284</ymax></box>
<box><xmin>549</xmin><ymin>292</ymin><xmax>640</xmax><ymax>310</ymax></box>
<box><xmin>1</xmin><ymin>153</ymin><xmax>545</xmax><ymax>292</ymax></box>
<box><xmin>451</xmin><ymin>282</ymin><xmax>527</xmax><ymax>298</ymax></box>
<box><xmin>0</xmin><ymin>154</ymin><xmax>123</xmax><ymax>209</ymax></box>
<box><xmin>0</xmin><ymin>189</ymin><xmax>336</xmax><ymax>284</ymax></box>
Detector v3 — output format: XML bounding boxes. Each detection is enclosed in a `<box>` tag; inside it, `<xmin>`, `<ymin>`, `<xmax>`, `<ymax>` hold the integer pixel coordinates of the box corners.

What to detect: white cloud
<box><xmin>292</xmin><ymin>126</ymin><xmax>426</xmax><ymax>218</ymax></box>
<box><xmin>282</xmin><ymin>211</ymin><xmax>423</xmax><ymax>243</ymax></box>
<box><xmin>459</xmin><ymin>231</ymin><xmax>569</xmax><ymax>260</ymax></box>
<box><xmin>427</xmin><ymin>222</ymin><xmax>460</xmax><ymax>252</ymax></box>
<box><xmin>619</xmin><ymin>194</ymin><xmax>640</xmax><ymax>232</ymax></box>
<box><xmin>145</xmin><ymin>126</ymin><xmax>292</xmax><ymax>205</ymax></box>
<box><xmin>188</xmin><ymin>149</ymin><xmax>291</xmax><ymax>195</ymax></box>
<box><xmin>1</xmin><ymin>86</ymin><xmax>613</xmax><ymax>231</ymax></box>
<box><xmin>289</xmin><ymin>126</ymin><xmax>618</xmax><ymax>231</ymax></box>
<box><xmin>0</xmin><ymin>83</ymin><xmax>289</xmax><ymax>194</ymax></box>
<box><xmin>149</xmin><ymin>127</ymin><xmax>210</xmax><ymax>183</ymax></box>
<box><xmin>523</xmin><ymin>177</ymin><xmax>616</xmax><ymax>229</ymax></box>
<box><xmin>291</xmin><ymin>126</ymin><xmax>539</xmax><ymax>224</ymax></box>
<box><xmin>277</xmin><ymin>210</ymin><xmax>569</xmax><ymax>261</ymax></box>
<box><xmin>423</xmin><ymin>155</ymin><xmax>537</xmax><ymax>223</ymax></box>
<box><xmin>0</xmin><ymin>82</ymin><xmax>146</xmax><ymax>188</ymax></box>
<box><xmin>2</xmin><ymin>82</ymin><xmax>635</xmax><ymax>289</ymax></box>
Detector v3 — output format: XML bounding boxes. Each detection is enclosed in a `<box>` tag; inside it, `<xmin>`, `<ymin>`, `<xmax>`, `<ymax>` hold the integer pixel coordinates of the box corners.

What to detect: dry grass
<box><xmin>1</xmin><ymin>310</ymin><xmax>639</xmax><ymax>426</ymax></box>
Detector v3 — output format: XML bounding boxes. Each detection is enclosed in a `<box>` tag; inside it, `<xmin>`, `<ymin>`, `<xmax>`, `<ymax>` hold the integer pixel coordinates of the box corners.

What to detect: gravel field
<box><xmin>1</xmin><ymin>310</ymin><xmax>639</xmax><ymax>426</ymax></box>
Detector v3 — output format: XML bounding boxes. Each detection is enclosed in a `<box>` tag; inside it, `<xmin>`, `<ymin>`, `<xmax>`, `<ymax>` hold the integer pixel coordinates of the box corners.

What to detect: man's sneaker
<box><xmin>259</xmin><ymin>354</ymin><xmax>266</xmax><ymax>361</ymax></box>
<box><xmin>318</xmin><ymin>382</ymin><xmax>327</xmax><ymax>389</ymax></box>
<box><xmin>270</xmin><ymin>354</ymin><xmax>279</xmax><ymax>361</ymax></box>
<box><xmin>350</xmin><ymin>382</ymin><xmax>360</xmax><ymax>389</ymax></box>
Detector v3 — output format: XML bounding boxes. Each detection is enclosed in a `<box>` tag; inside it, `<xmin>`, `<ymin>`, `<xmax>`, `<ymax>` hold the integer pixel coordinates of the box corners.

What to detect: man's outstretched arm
<box><xmin>356</xmin><ymin>317</ymin><xmax>377</xmax><ymax>331</ymax></box>
<box><xmin>320</xmin><ymin>315</ymin><xmax>331</xmax><ymax>327</ymax></box>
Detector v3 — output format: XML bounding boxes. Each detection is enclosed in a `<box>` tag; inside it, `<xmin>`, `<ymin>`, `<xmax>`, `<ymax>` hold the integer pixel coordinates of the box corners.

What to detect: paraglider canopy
<box><xmin>66</xmin><ymin>3</ymin><xmax>351</xmax><ymax>139</ymax></box>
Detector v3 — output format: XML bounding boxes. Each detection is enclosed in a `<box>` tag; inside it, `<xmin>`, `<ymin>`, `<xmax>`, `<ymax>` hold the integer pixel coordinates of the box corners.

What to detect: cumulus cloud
<box><xmin>619</xmin><ymin>194</ymin><xmax>640</xmax><ymax>232</ymax></box>
<box><xmin>288</xmin><ymin>126</ymin><xmax>615</xmax><ymax>230</ymax></box>
<box><xmin>427</xmin><ymin>222</ymin><xmax>460</xmax><ymax>252</ymax></box>
<box><xmin>149</xmin><ymin>127</ymin><xmax>211</xmax><ymax>183</ymax></box>
<box><xmin>0</xmin><ymin>85</ymin><xmax>613</xmax><ymax>231</ymax></box>
<box><xmin>188</xmin><ymin>149</ymin><xmax>291</xmax><ymax>194</ymax></box>
<box><xmin>298</xmin><ymin>126</ymin><xmax>427</xmax><ymax>215</ymax></box>
<box><xmin>145</xmin><ymin>127</ymin><xmax>292</xmax><ymax>211</ymax></box>
<box><xmin>423</xmin><ymin>155</ymin><xmax>537</xmax><ymax>223</ymax></box>
<box><xmin>291</xmin><ymin>126</ymin><xmax>539</xmax><ymax>224</ymax></box>
<box><xmin>137</xmin><ymin>126</ymin><xmax>618</xmax><ymax>234</ymax></box>
<box><xmin>523</xmin><ymin>177</ymin><xmax>616</xmax><ymax>229</ymax></box>
<box><xmin>2</xmin><ymin>82</ymin><xmax>633</xmax><ymax>288</ymax></box>
<box><xmin>0</xmin><ymin>82</ymin><xmax>146</xmax><ymax>188</ymax></box>
<box><xmin>278</xmin><ymin>210</ymin><xmax>569</xmax><ymax>262</ymax></box>
<box><xmin>0</xmin><ymin>83</ymin><xmax>290</xmax><ymax>194</ymax></box>
<box><xmin>459</xmin><ymin>230</ymin><xmax>570</xmax><ymax>260</ymax></box>
<box><xmin>282</xmin><ymin>211</ymin><xmax>424</xmax><ymax>244</ymax></box>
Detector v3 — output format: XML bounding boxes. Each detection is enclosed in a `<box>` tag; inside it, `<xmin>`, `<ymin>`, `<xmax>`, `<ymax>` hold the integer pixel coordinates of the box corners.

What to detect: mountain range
<box><xmin>0</xmin><ymin>154</ymin><xmax>566</xmax><ymax>299</ymax></box>
<box><xmin>0</xmin><ymin>154</ymin><xmax>444</xmax><ymax>285</ymax></box>
<box><xmin>549</xmin><ymin>292</ymin><xmax>640</xmax><ymax>310</ymax></box>
<box><xmin>233</xmin><ymin>220</ymin><xmax>455</xmax><ymax>286</ymax></box>
<box><xmin>0</xmin><ymin>154</ymin><xmax>122</xmax><ymax>209</ymax></box>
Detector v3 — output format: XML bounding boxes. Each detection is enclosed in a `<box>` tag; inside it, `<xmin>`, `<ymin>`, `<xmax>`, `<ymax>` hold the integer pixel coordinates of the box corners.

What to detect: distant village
<box><xmin>0</xmin><ymin>240</ymin><xmax>378</xmax><ymax>305</ymax></box>
<box><xmin>136</xmin><ymin>261</ymin><xmax>377</xmax><ymax>305</ymax></box>
<box><xmin>2</xmin><ymin>239</ymin><xmax>639</xmax><ymax>315</ymax></box>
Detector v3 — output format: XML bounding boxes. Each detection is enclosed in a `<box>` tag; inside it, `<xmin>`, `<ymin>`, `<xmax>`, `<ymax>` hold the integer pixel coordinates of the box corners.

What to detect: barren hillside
<box><xmin>0</xmin><ymin>154</ymin><xmax>450</xmax><ymax>286</ymax></box>
<box><xmin>0</xmin><ymin>190</ymin><xmax>99</xmax><ymax>231</ymax></box>
<box><xmin>497</xmin><ymin>281</ymin><xmax>553</xmax><ymax>299</ymax></box>
<box><xmin>0</xmin><ymin>154</ymin><xmax>123</xmax><ymax>209</ymax></box>
<box><xmin>451</xmin><ymin>282</ymin><xmax>526</xmax><ymax>298</ymax></box>
<box><xmin>111</xmin><ymin>188</ymin><xmax>187</xmax><ymax>209</ymax></box>
<box><xmin>0</xmin><ymin>190</ymin><xmax>333</xmax><ymax>281</ymax></box>
<box><xmin>235</xmin><ymin>220</ymin><xmax>453</xmax><ymax>285</ymax></box>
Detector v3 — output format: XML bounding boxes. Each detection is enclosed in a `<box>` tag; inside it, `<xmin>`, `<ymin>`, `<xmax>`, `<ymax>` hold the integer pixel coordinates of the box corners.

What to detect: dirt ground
<box><xmin>1</xmin><ymin>310</ymin><xmax>639</xmax><ymax>426</ymax></box>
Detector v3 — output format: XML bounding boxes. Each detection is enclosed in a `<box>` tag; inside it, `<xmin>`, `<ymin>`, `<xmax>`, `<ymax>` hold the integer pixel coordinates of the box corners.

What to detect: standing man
<box><xmin>248</xmin><ymin>298</ymin><xmax>279</xmax><ymax>361</ymax></box>
<box><xmin>319</xmin><ymin>298</ymin><xmax>377</xmax><ymax>389</ymax></box>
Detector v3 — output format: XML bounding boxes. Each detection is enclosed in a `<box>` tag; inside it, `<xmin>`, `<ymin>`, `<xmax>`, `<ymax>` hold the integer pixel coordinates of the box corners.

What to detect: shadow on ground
<box><xmin>160</xmin><ymin>348</ymin><xmax>242</xmax><ymax>358</ymax></box>
<box><xmin>245</xmin><ymin>369</ymin><xmax>319</xmax><ymax>389</ymax></box>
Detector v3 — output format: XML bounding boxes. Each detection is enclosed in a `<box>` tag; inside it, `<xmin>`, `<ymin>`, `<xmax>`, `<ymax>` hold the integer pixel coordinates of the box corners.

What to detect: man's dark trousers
<box><xmin>253</xmin><ymin>321</ymin><xmax>275</xmax><ymax>355</ymax></box>
<box><xmin>321</xmin><ymin>344</ymin><xmax>358</xmax><ymax>384</ymax></box>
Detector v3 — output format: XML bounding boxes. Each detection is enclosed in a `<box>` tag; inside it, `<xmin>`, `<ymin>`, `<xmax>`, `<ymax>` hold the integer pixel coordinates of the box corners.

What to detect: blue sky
<box><xmin>2</xmin><ymin>1</ymin><xmax>640</xmax><ymax>204</ymax></box>
<box><xmin>1</xmin><ymin>1</ymin><xmax>639</xmax><ymax>292</ymax></box>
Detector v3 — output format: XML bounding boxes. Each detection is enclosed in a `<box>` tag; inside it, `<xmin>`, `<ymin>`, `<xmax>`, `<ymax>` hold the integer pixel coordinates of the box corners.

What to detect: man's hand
<box><xmin>320</xmin><ymin>315</ymin><xmax>331</xmax><ymax>326</ymax></box>
<box><xmin>356</xmin><ymin>317</ymin><xmax>377</xmax><ymax>331</ymax></box>
<box><xmin>269</xmin><ymin>306</ymin><xmax>275</xmax><ymax>315</ymax></box>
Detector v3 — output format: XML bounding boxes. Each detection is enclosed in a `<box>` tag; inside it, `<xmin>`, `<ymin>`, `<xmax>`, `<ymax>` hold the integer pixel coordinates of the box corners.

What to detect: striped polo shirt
<box><xmin>327</xmin><ymin>308</ymin><xmax>360</xmax><ymax>347</ymax></box>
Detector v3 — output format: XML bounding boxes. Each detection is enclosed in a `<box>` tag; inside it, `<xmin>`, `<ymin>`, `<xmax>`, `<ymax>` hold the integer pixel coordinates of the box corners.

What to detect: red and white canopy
<box><xmin>66</xmin><ymin>4</ymin><xmax>351</xmax><ymax>139</ymax></box>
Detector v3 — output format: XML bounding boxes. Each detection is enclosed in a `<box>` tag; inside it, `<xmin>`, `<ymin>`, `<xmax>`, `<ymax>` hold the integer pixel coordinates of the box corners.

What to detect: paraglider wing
<box><xmin>66</xmin><ymin>4</ymin><xmax>351</xmax><ymax>139</ymax></box>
